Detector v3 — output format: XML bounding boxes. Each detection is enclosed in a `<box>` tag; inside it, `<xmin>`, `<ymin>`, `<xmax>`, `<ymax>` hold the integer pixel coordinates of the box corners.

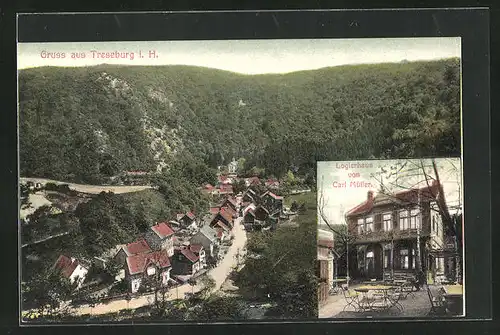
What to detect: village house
<box><xmin>189</xmin><ymin>244</ymin><xmax>206</xmax><ymax>268</ymax></box>
<box><xmin>53</xmin><ymin>255</ymin><xmax>89</xmax><ymax>289</ymax></box>
<box><xmin>264</xmin><ymin>179</ymin><xmax>280</xmax><ymax>189</ymax></box>
<box><xmin>346</xmin><ymin>181</ymin><xmax>453</xmax><ymax>284</ymax></box>
<box><xmin>125</xmin><ymin>249</ymin><xmax>172</xmax><ymax>293</ymax></box>
<box><xmin>220</xmin><ymin>196</ymin><xmax>238</xmax><ymax>212</ymax></box>
<box><xmin>243</xmin><ymin>187</ymin><xmax>258</xmax><ymax>201</ymax></box>
<box><xmin>176</xmin><ymin>212</ymin><xmax>197</xmax><ymax>229</ymax></box>
<box><xmin>202</xmin><ymin>183</ymin><xmax>216</xmax><ymax>194</ymax></box>
<box><xmin>245</xmin><ymin>177</ymin><xmax>261</xmax><ymax>187</ymax></box>
<box><xmin>261</xmin><ymin>191</ymin><xmax>284</xmax><ymax>215</ymax></box>
<box><xmin>209</xmin><ymin>208</ymin><xmax>234</xmax><ymax>230</ymax></box>
<box><xmin>171</xmin><ymin>246</ymin><xmax>200</xmax><ymax>275</ymax></box>
<box><xmin>145</xmin><ymin>222</ymin><xmax>175</xmax><ymax>257</ymax></box>
<box><xmin>114</xmin><ymin>239</ymin><xmax>153</xmax><ymax>266</ymax></box>
<box><xmin>218</xmin><ymin>184</ymin><xmax>234</xmax><ymax>195</ymax></box>
<box><xmin>190</xmin><ymin>225</ymin><xmax>219</xmax><ymax>259</ymax></box>
<box><xmin>241</xmin><ymin>202</ymin><xmax>256</xmax><ymax>217</ymax></box>
<box><xmin>218</xmin><ymin>175</ymin><xmax>233</xmax><ymax>185</ymax></box>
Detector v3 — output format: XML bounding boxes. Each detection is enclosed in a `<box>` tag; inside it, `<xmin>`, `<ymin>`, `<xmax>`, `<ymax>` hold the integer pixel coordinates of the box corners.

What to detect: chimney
<box><xmin>367</xmin><ymin>190</ymin><xmax>374</xmax><ymax>201</ymax></box>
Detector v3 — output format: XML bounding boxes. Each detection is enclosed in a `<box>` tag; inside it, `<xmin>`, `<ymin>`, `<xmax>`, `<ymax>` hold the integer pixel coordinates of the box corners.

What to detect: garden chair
<box><xmin>426</xmin><ymin>285</ymin><xmax>447</xmax><ymax>316</ymax></box>
<box><xmin>387</xmin><ymin>286</ymin><xmax>405</xmax><ymax>312</ymax></box>
<box><xmin>341</xmin><ymin>285</ymin><xmax>362</xmax><ymax>312</ymax></box>
<box><xmin>401</xmin><ymin>280</ymin><xmax>416</xmax><ymax>299</ymax></box>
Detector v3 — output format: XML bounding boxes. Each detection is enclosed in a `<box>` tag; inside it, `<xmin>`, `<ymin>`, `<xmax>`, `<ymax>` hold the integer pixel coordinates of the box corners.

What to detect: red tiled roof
<box><xmin>151</xmin><ymin>222</ymin><xmax>175</xmax><ymax>238</ymax></box>
<box><xmin>347</xmin><ymin>182</ymin><xmax>441</xmax><ymax>217</ymax></box>
<box><xmin>53</xmin><ymin>255</ymin><xmax>78</xmax><ymax>278</ymax></box>
<box><xmin>124</xmin><ymin>239</ymin><xmax>152</xmax><ymax>256</ymax></box>
<box><xmin>214</xmin><ymin>220</ymin><xmax>231</xmax><ymax>232</ymax></box>
<box><xmin>186</xmin><ymin>211</ymin><xmax>196</xmax><ymax>220</ymax></box>
<box><xmin>225</xmin><ymin>196</ymin><xmax>237</xmax><ymax>207</ymax></box>
<box><xmin>346</xmin><ymin>198</ymin><xmax>374</xmax><ymax>216</ymax></box>
<box><xmin>126</xmin><ymin>250</ymin><xmax>171</xmax><ymax>275</ymax></box>
<box><xmin>219</xmin><ymin>184</ymin><xmax>234</xmax><ymax>191</ymax></box>
<box><xmin>263</xmin><ymin>191</ymin><xmax>283</xmax><ymax>200</ymax></box>
<box><xmin>395</xmin><ymin>183</ymin><xmax>440</xmax><ymax>204</ymax></box>
<box><xmin>219</xmin><ymin>208</ymin><xmax>234</xmax><ymax>223</ymax></box>
<box><xmin>180</xmin><ymin>248</ymin><xmax>199</xmax><ymax>263</ymax></box>
<box><xmin>210</xmin><ymin>207</ymin><xmax>221</xmax><ymax>215</ymax></box>
<box><xmin>189</xmin><ymin>244</ymin><xmax>203</xmax><ymax>254</ymax></box>
<box><xmin>221</xmin><ymin>205</ymin><xmax>236</xmax><ymax>217</ymax></box>
<box><xmin>204</xmin><ymin>184</ymin><xmax>215</xmax><ymax>190</ymax></box>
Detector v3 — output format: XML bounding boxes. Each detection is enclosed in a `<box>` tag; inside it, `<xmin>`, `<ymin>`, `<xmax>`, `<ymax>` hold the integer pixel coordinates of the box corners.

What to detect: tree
<box><xmin>198</xmin><ymin>275</ymin><xmax>216</xmax><ymax>299</ymax></box>
<box><xmin>22</xmin><ymin>265</ymin><xmax>75</xmax><ymax>316</ymax></box>
<box><xmin>318</xmin><ymin>175</ymin><xmax>356</xmax><ymax>285</ymax></box>
<box><xmin>142</xmin><ymin>254</ymin><xmax>171</xmax><ymax>317</ymax></box>
<box><xmin>368</xmin><ymin>158</ymin><xmax>463</xmax><ymax>282</ymax></box>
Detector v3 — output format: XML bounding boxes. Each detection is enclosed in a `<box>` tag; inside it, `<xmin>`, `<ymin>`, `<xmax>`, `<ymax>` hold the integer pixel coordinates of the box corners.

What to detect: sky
<box><xmin>17</xmin><ymin>37</ymin><xmax>461</xmax><ymax>74</ymax></box>
<box><xmin>317</xmin><ymin>158</ymin><xmax>463</xmax><ymax>229</ymax></box>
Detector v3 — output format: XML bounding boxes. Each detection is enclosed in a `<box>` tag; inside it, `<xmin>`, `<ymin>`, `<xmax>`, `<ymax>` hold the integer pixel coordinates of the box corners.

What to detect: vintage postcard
<box><xmin>18</xmin><ymin>36</ymin><xmax>462</xmax><ymax>323</ymax></box>
<box><xmin>317</xmin><ymin>158</ymin><xmax>464</xmax><ymax>318</ymax></box>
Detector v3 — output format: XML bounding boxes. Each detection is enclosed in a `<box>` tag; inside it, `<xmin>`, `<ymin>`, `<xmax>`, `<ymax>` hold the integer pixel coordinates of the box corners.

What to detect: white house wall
<box><xmin>70</xmin><ymin>265</ymin><xmax>88</xmax><ymax>288</ymax></box>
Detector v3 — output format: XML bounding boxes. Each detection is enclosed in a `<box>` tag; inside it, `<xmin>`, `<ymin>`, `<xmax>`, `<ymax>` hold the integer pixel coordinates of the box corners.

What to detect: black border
<box><xmin>2</xmin><ymin>7</ymin><xmax>493</xmax><ymax>335</ymax></box>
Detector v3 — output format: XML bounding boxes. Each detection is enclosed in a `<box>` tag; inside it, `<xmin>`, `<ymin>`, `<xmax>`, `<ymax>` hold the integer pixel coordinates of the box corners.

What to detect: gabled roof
<box><xmin>224</xmin><ymin>196</ymin><xmax>237</xmax><ymax>207</ymax></box>
<box><xmin>189</xmin><ymin>244</ymin><xmax>203</xmax><ymax>254</ymax></box>
<box><xmin>244</xmin><ymin>208</ymin><xmax>256</xmax><ymax>217</ymax></box>
<box><xmin>213</xmin><ymin>220</ymin><xmax>231</xmax><ymax>232</ymax></box>
<box><xmin>123</xmin><ymin>239</ymin><xmax>152</xmax><ymax>256</ymax></box>
<box><xmin>346</xmin><ymin>181</ymin><xmax>442</xmax><ymax>217</ymax></box>
<box><xmin>180</xmin><ymin>248</ymin><xmax>199</xmax><ymax>263</ymax></box>
<box><xmin>53</xmin><ymin>255</ymin><xmax>79</xmax><ymax>278</ymax></box>
<box><xmin>197</xmin><ymin>225</ymin><xmax>218</xmax><ymax>243</ymax></box>
<box><xmin>218</xmin><ymin>209</ymin><xmax>233</xmax><ymax>223</ymax></box>
<box><xmin>126</xmin><ymin>250</ymin><xmax>171</xmax><ymax>275</ymax></box>
<box><xmin>219</xmin><ymin>184</ymin><xmax>234</xmax><ymax>193</ymax></box>
<box><xmin>210</xmin><ymin>206</ymin><xmax>221</xmax><ymax>215</ymax></box>
<box><xmin>186</xmin><ymin>211</ymin><xmax>196</xmax><ymax>220</ymax></box>
<box><xmin>221</xmin><ymin>205</ymin><xmax>236</xmax><ymax>217</ymax></box>
<box><xmin>243</xmin><ymin>203</ymin><xmax>256</xmax><ymax>215</ymax></box>
<box><xmin>151</xmin><ymin>222</ymin><xmax>175</xmax><ymax>239</ymax></box>
<box><xmin>262</xmin><ymin>191</ymin><xmax>283</xmax><ymax>200</ymax></box>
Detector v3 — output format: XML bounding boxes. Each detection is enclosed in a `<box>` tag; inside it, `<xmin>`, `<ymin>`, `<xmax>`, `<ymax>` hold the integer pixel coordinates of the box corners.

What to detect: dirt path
<box><xmin>70</xmin><ymin>217</ymin><xmax>247</xmax><ymax>316</ymax></box>
<box><xmin>20</xmin><ymin>177</ymin><xmax>152</xmax><ymax>194</ymax></box>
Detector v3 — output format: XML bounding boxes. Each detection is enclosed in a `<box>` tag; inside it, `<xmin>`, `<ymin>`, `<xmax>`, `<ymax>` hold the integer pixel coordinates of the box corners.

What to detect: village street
<box><xmin>20</xmin><ymin>177</ymin><xmax>152</xmax><ymax>194</ymax></box>
<box><xmin>70</xmin><ymin>217</ymin><xmax>247</xmax><ymax>316</ymax></box>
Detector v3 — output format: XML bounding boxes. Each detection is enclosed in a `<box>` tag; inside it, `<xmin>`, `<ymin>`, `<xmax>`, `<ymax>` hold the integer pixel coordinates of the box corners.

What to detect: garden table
<box><xmin>354</xmin><ymin>285</ymin><xmax>400</xmax><ymax>311</ymax></box>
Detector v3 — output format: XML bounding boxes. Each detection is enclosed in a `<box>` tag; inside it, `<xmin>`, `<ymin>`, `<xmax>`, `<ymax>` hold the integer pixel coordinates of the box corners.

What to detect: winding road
<box><xmin>70</xmin><ymin>217</ymin><xmax>247</xmax><ymax>316</ymax></box>
<box><xmin>20</xmin><ymin>177</ymin><xmax>152</xmax><ymax>195</ymax></box>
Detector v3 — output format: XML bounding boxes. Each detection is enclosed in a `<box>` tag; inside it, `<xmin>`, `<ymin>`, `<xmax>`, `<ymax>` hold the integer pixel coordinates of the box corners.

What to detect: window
<box><xmin>383</xmin><ymin>250</ymin><xmax>391</xmax><ymax>269</ymax></box>
<box><xmin>412</xmin><ymin>249</ymin><xmax>416</xmax><ymax>269</ymax></box>
<box><xmin>409</xmin><ymin>208</ymin><xmax>420</xmax><ymax>229</ymax></box>
<box><xmin>147</xmin><ymin>266</ymin><xmax>156</xmax><ymax>276</ymax></box>
<box><xmin>365</xmin><ymin>217</ymin><xmax>374</xmax><ymax>232</ymax></box>
<box><xmin>400</xmin><ymin>249</ymin><xmax>409</xmax><ymax>269</ymax></box>
<box><xmin>383</xmin><ymin>213</ymin><xmax>392</xmax><ymax>231</ymax></box>
<box><xmin>432</xmin><ymin>216</ymin><xmax>435</xmax><ymax>232</ymax></box>
<box><xmin>399</xmin><ymin>210</ymin><xmax>409</xmax><ymax>230</ymax></box>
<box><xmin>357</xmin><ymin>218</ymin><xmax>364</xmax><ymax>234</ymax></box>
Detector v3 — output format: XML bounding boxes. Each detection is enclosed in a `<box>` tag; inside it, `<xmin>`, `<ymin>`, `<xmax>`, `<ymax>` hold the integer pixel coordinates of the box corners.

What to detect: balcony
<box><xmin>353</xmin><ymin>227</ymin><xmax>430</xmax><ymax>244</ymax></box>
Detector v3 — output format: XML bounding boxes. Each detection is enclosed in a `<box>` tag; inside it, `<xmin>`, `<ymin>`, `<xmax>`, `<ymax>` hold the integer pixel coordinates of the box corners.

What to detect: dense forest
<box><xmin>19</xmin><ymin>58</ymin><xmax>461</xmax><ymax>184</ymax></box>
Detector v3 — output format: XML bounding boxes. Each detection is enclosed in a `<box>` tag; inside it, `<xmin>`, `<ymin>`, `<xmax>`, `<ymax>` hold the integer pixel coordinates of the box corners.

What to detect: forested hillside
<box><xmin>18</xmin><ymin>58</ymin><xmax>460</xmax><ymax>184</ymax></box>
